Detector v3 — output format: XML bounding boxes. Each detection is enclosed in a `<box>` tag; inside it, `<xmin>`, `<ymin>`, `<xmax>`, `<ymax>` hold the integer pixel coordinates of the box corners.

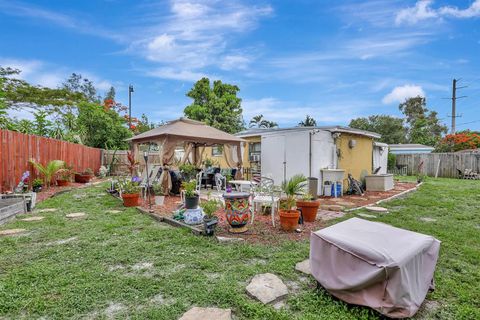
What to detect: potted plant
<box><xmin>182</xmin><ymin>179</ymin><xmax>199</xmax><ymax>209</ymax></box>
<box><xmin>75</xmin><ymin>168</ymin><xmax>94</xmax><ymax>183</ymax></box>
<box><xmin>29</xmin><ymin>159</ymin><xmax>65</xmax><ymax>188</ymax></box>
<box><xmin>296</xmin><ymin>193</ymin><xmax>320</xmax><ymax>223</ymax></box>
<box><xmin>56</xmin><ymin>164</ymin><xmax>74</xmax><ymax>186</ymax></box>
<box><xmin>279</xmin><ymin>174</ymin><xmax>307</xmax><ymax>231</ymax></box>
<box><xmin>179</xmin><ymin>164</ymin><xmax>197</xmax><ymax>181</ymax></box>
<box><xmin>119</xmin><ymin>176</ymin><xmax>141</xmax><ymax>207</ymax></box>
<box><xmin>152</xmin><ymin>183</ymin><xmax>165</xmax><ymax>206</ymax></box>
<box><xmin>201</xmin><ymin>197</ymin><xmax>220</xmax><ymax>236</ymax></box>
<box><xmin>32</xmin><ymin>178</ymin><xmax>43</xmax><ymax>192</ymax></box>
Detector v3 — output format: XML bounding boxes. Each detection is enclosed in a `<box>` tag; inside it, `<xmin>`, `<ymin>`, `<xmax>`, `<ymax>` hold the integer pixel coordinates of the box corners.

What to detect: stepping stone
<box><xmin>367</xmin><ymin>195</ymin><xmax>382</xmax><ymax>199</ymax></box>
<box><xmin>66</xmin><ymin>212</ymin><xmax>87</xmax><ymax>219</ymax></box>
<box><xmin>46</xmin><ymin>237</ymin><xmax>77</xmax><ymax>246</ymax></box>
<box><xmin>20</xmin><ymin>216</ymin><xmax>45</xmax><ymax>222</ymax></box>
<box><xmin>320</xmin><ymin>204</ymin><xmax>344</xmax><ymax>212</ymax></box>
<box><xmin>365</xmin><ymin>206</ymin><xmax>389</xmax><ymax>213</ymax></box>
<box><xmin>73</xmin><ymin>194</ymin><xmax>87</xmax><ymax>200</ymax></box>
<box><xmin>216</xmin><ymin>236</ymin><xmax>245</xmax><ymax>243</ymax></box>
<box><xmin>0</xmin><ymin>228</ymin><xmax>26</xmax><ymax>236</ymax></box>
<box><xmin>179</xmin><ymin>307</ymin><xmax>232</xmax><ymax>320</ymax></box>
<box><xmin>295</xmin><ymin>259</ymin><xmax>311</xmax><ymax>275</ymax></box>
<box><xmin>246</xmin><ymin>273</ymin><xmax>288</xmax><ymax>304</ymax></box>
<box><xmin>420</xmin><ymin>217</ymin><xmax>437</xmax><ymax>222</ymax></box>
<box><xmin>106</xmin><ymin>210</ymin><xmax>122</xmax><ymax>214</ymax></box>
<box><xmin>316</xmin><ymin>210</ymin><xmax>345</xmax><ymax>221</ymax></box>
<box><xmin>357</xmin><ymin>213</ymin><xmax>377</xmax><ymax>219</ymax></box>
<box><xmin>336</xmin><ymin>201</ymin><xmax>356</xmax><ymax>207</ymax></box>
<box><xmin>37</xmin><ymin>208</ymin><xmax>57</xmax><ymax>213</ymax></box>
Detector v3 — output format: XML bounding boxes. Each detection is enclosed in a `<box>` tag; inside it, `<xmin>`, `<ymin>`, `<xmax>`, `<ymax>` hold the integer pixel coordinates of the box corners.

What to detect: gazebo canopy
<box><xmin>127</xmin><ymin>117</ymin><xmax>245</xmax><ymax>145</ymax></box>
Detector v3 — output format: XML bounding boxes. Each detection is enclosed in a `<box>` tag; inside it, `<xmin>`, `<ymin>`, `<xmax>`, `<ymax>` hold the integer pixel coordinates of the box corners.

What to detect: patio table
<box><xmin>229</xmin><ymin>180</ymin><xmax>257</xmax><ymax>192</ymax></box>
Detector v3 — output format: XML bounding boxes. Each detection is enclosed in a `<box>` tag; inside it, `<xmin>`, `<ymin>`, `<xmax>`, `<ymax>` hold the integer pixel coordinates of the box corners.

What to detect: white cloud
<box><xmin>0</xmin><ymin>57</ymin><xmax>115</xmax><ymax>92</ymax></box>
<box><xmin>382</xmin><ymin>85</ymin><xmax>425</xmax><ymax>104</ymax></box>
<box><xmin>147</xmin><ymin>68</ymin><xmax>209</xmax><ymax>82</ymax></box>
<box><xmin>132</xmin><ymin>0</ymin><xmax>273</xmax><ymax>80</ymax></box>
<box><xmin>396</xmin><ymin>0</ymin><xmax>480</xmax><ymax>25</ymax></box>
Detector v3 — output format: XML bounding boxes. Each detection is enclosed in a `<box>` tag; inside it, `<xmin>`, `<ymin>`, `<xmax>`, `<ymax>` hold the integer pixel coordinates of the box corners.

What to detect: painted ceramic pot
<box><xmin>223</xmin><ymin>192</ymin><xmax>250</xmax><ymax>233</ymax></box>
<box><xmin>184</xmin><ymin>208</ymin><xmax>204</xmax><ymax>225</ymax></box>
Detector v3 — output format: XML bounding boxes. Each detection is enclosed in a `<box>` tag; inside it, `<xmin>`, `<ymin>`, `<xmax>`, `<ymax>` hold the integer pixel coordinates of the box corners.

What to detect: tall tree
<box><xmin>76</xmin><ymin>102</ymin><xmax>132</xmax><ymax>149</ymax></box>
<box><xmin>62</xmin><ymin>73</ymin><xmax>99</xmax><ymax>103</ymax></box>
<box><xmin>399</xmin><ymin>96</ymin><xmax>447</xmax><ymax>146</ymax></box>
<box><xmin>249</xmin><ymin>114</ymin><xmax>278</xmax><ymax>128</ymax></box>
<box><xmin>1</xmin><ymin>67</ymin><xmax>84</xmax><ymax>112</ymax></box>
<box><xmin>104</xmin><ymin>86</ymin><xmax>116</xmax><ymax>101</ymax></box>
<box><xmin>349</xmin><ymin>115</ymin><xmax>407</xmax><ymax>145</ymax></box>
<box><xmin>298</xmin><ymin>115</ymin><xmax>317</xmax><ymax>127</ymax></box>
<box><xmin>184</xmin><ymin>78</ymin><xmax>244</xmax><ymax>134</ymax></box>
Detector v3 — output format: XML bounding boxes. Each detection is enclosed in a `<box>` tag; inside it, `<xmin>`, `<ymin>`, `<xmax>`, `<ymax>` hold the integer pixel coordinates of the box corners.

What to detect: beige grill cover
<box><xmin>310</xmin><ymin>218</ymin><xmax>440</xmax><ymax>318</ymax></box>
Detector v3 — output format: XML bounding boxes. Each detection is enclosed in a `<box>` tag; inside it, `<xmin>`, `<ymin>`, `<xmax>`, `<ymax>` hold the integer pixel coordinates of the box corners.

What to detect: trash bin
<box><xmin>308</xmin><ymin>177</ymin><xmax>318</xmax><ymax>198</ymax></box>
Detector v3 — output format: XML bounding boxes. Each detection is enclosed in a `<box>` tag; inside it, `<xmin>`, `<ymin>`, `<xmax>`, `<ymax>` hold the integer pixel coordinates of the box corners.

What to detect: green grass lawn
<box><xmin>0</xmin><ymin>178</ymin><xmax>479</xmax><ymax>319</ymax></box>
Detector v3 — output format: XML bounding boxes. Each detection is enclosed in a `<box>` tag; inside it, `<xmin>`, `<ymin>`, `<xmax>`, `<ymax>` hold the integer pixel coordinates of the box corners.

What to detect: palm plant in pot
<box><xmin>296</xmin><ymin>193</ymin><xmax>320</xmax><ymax>223</ymax></box>
<box><xmin>152</xmin><ymin>182</ymin><xmax>165</xmax><ymax>206</ymax></box>
<box><xmin>182</xmin><ymin>179</ymin><xmax>199</xmax><ymax>209</ymax></box>
<box><xmin>279</xmin><ymin>174</ymin><xmax>307</xmax><ymax>231</ymax></box>
<box><xmin>119</xmin><ymin>176</ymin><xmax>141</xmax><ymax>207</ymax></box>
<box><xmin>29</xmin><ymin>159</ymin><xmax>65</xmax><ymax>188</ymax></box>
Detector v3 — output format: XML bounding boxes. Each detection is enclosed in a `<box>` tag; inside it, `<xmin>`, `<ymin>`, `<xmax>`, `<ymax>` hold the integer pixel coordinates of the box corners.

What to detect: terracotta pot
<box><xmin>296</xmin><ymin>200</ymin><xmax>320</xmax><ymax>222</ymax></box>
<box><xmin>279</xmin><ymin>209</ymin><xmax>300</xmax><ymax>231</ymax></box>
<box><xmin>122</xmin><ymin>193</ymin><xmax>140</xmax><ymax>207</ymax></box>
<box><xmin>75</xmin><ymin>174</ymin><xmax>92</xmax><ymax>183</ymax></box>
<box><xmin>56</xmin><ymin>179</ymin><xmax>70</xmax><ymax>187</ymax></box>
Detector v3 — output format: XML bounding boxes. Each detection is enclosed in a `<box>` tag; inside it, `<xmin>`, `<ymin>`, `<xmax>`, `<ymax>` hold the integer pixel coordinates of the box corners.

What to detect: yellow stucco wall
<box><xmin>337</xmin><ymin>133</ymin><xmax>373</xmax><ymax>188</ymax></box>
<box><xmin>203</xmin><ymin>136</ymin><xmax>260</xmax><ymax>168</ymax></box>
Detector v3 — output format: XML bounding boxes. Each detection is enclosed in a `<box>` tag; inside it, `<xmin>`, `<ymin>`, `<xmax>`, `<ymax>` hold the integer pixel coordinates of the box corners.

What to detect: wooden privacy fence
<box><xmin>0</xmin><ymin>129</ymin><xmax>102</xmax><ymax>192</ymax></box>
<box><xmin>396</xmin><ymin>153</ymin><xmax>480</xmax><ymax>178</ymax></box>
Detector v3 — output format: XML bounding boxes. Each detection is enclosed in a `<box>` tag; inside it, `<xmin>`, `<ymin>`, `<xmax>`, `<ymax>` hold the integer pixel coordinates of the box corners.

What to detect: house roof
<box><xmin>236</xmin><ymin>126</ymin><xmax>381</xmax><ymax>139</ymax></box>
<box><xmin>388</xmin><ymin>144</ymin><xmax>435</xmax><ymax>150</ymax></box>
<box><xmin>127</xmin><ymin>117</ymin><xmax>245</xmax><ymax>145</ymax></box>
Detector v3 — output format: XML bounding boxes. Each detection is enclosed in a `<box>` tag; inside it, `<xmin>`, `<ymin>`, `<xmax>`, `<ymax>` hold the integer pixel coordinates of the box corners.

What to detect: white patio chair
<box><xmin>250</xmin><ymin>177</ymin><xmax>281</xmax><ymax>227</ymax></box>
<box><xmin>214</xmin><ymin>172</ymin><xmax>227</xmax><ymax>192</ymax></box>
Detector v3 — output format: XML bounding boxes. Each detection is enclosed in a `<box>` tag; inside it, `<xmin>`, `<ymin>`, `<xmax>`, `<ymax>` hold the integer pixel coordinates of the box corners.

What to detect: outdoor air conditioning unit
<box><xmin>250</xmin><ymin>154</ymin><xmax>260</xmax><ymax>162</ymax></box>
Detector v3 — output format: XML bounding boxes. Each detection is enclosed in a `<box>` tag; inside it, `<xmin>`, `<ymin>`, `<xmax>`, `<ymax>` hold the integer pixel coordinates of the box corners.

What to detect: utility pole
<box><xmin>128</xmin><ymin>84</ymin><xmax>134</xmax><ymax>129</ymax></box>
<box><xmin>449</xmin><ymin>78</ymin><xmax>467</xmax><ymax>134</ymax></box>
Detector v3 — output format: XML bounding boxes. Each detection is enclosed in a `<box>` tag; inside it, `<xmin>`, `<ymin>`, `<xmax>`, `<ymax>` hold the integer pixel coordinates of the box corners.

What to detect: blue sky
<box><xmin>1</xmin><ymin>0</ymin><xmax>479</xmax><ymax>130</ymax></box>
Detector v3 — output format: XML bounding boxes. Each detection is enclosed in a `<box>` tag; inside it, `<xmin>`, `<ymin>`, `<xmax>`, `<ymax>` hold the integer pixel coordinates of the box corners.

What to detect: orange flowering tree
<box><xmin>436</xmin><ymin>131</ymin><xmax>480</xmax><ymax>152</ymax></box>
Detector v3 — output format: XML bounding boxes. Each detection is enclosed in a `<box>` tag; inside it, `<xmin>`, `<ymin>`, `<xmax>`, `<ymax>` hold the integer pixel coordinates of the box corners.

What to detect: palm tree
<box><xmin>298</xmin><ymin>115</ymin><xmax>317</xmax><ymax>127</ymax></box>
<box><xmin>249</xmin><ymin>115</ymin><xmax>278</xmax><ymax>128</ymax></box>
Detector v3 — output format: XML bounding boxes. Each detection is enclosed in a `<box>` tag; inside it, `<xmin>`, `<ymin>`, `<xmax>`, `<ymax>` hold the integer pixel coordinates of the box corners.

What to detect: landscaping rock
<box><xmin>357</xmin><ymin>213</ymin><xmax>377</xmax><ymax>219</ymax></box>
<box><xmin>246</xmin><ymin>273</ymin><xmax>288</xmax><ymax>304</ymax></box>
<box><xmin>179</xmin><ymin>307</ymin><xmax>232</xmax><ymax>320</ymax></box>
<box><xmin>0</xmin><ymin>228</ymin><xmax>26</xmax><ymax>236</ymax></box>
<box><xmin>272</xmin><ymin>300</ymin><xmax>286</xmax><ymax>310</ymax></box>
<box><xmin>420</xmin><ymin>217</ymin><xmax>437</xmax><ymax>222</ymax></box>
<box><xmin>66</xmin><ymin>212</ymin><xmax>87</xmax><ymax>219</ymax></box>
<box><xmin>216</xmin><ymin>236</ymin><xmax>245</xmax><ymax>243</ymax></box>
<box><xmin>365</xmin><ymin>206</ymin><xmax>389</xmax><ymax>213</ymax></box>
<box><xmin>295</xmin><ymin>259</ymin><xmax>311</xmax><ymax>275</ymax></box>
<box><xmin>20</xmin><ymin>216</ymin><xmax>45</xmax><ymax>222</ymax></box>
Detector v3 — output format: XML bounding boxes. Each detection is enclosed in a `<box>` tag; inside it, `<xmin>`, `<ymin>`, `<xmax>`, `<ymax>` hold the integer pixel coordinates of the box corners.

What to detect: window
<box><xmin>212</xmin><ymin>146</ymin><xmax>223</xmax><ymax>156</ymax></box>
